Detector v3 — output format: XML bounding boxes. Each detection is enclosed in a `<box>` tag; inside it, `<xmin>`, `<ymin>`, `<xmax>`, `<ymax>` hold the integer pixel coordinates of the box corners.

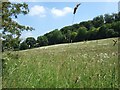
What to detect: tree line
<box><xmin>18</xmin><ymin>12</ymin><xmax>120</xmax><ymax>50</ymax></box>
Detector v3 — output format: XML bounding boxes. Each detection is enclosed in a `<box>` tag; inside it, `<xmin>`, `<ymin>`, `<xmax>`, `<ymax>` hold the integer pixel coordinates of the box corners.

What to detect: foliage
<box><xmin>111</xmin><ymin>21</ymin><xmax>120</xmax><ymax>36</ymax></box>
<box><xmin>104</xmin><ymin>14</ymin><xmax>114</xmax><ymax>23</ymax></box>
<box><xmin>75</xmin><ymin>26</ymin><xmax>88</xmax><ymax>41</ymax></box>
<box><xmin>37</xmin><ymin>36</ymin><xmax>48</xmax><ymax>47</ymax></box>
<box><xmin>1</xmin><ymin>2</ymin><xmax>34</xmax><ymax>50</ymax></box>
<box><xmin>63</xmin><ymin>30</ymin><xmax>72</xmax><ymax>43</ymax></box>
<box><xmin>92</xmin><ymin>15</ymin><xmax>104</xmax><ymax>28</ymax></box>
<box><xmin>45</xmin><ymin>29</ymin><xmax>64</xmax><ymax>45</ymax></box>
<box><xmin>25</xmin><ymin>37</ymin><xmax>36</xmax><ymax>48</ymax></box>
<box><xmin>19</xmin><ymin>41</ymin><xmax>29</xmax><ymax>50</ymax></box>
<box><xmin>79</xmin><ymin>21</ymin><xmax>93</xmax><ymax>30</ymax></box>
<box><xmin>71</xmin><ymin>32</ymin><xmax>77</xmax><ymax>42</ymax></box>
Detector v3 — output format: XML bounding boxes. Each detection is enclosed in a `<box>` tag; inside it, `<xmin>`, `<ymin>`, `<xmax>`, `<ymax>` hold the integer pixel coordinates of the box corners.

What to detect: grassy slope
<box><xmin>2</xmin><ymin>38</ymin><xmax>119</xmax><ymax>88</ymax></box>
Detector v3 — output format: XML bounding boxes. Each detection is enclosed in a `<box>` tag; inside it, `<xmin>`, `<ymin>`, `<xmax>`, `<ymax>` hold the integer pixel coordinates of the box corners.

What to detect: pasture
<box><xmin>2</xmin><ymin>38</ymin><xmax>119</xmax><ymax>88</ymax></box>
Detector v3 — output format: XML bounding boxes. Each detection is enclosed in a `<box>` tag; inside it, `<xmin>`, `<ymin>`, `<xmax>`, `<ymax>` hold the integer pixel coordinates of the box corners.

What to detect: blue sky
<box><xmin>10</xmin><ymin>1</ymin><xmax>119</xmax><ymax>40</ymax></box>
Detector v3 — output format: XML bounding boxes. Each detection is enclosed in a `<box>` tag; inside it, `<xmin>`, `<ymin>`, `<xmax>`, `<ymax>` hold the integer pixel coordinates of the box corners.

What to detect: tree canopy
<box><xmin>37</xmin><ymin>36</ymin><xmax>48</xmax><ymax>47</ymax></box>
<box><xmin>1</xmin><ymin>1</ymin><xmax>34</xmax><ymax>51</ymax></box>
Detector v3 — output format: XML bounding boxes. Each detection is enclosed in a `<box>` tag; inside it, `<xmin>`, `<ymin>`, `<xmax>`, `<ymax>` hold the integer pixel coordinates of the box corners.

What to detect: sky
<box><xmin>9</xmin><ymin>1</ymin><xmax>119</xmax><ymax>40</ymax></box>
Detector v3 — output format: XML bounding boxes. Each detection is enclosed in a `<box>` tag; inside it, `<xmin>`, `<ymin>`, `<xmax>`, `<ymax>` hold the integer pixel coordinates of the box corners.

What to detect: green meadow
<box><xmin>2</xmin><ymin>38</ymin><xmax>119</xmax><ymax>88</ymax></box>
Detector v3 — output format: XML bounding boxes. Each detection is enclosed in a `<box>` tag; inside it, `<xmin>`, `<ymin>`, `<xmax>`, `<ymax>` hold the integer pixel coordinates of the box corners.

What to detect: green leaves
<box><xmin>1</xmin><ymin>2</ymin><xmax>34</xmax><ymax>50</ymax></box>
<box><xmin>37</xmin><ymin>36</ymin><xmax>48</xmax><ymax>47</ymax></box>
<box><xmin>26</xmin><ymin>37</ymin><xmax>36</xmax><ymax>49</ymax></box>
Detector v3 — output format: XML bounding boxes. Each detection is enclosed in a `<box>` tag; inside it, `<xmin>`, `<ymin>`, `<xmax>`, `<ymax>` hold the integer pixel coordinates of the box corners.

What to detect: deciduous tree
<box><xmin>1</xmin><ymin>1</ymin><xmax>34</xmax><ymax>50</ymax></box>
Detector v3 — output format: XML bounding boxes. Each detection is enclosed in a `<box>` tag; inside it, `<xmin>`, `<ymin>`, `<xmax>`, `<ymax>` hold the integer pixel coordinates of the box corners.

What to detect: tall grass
<box><xmin>2</xmin><ymin>38</ymin><xmax>119</xmax><ymax>88</ymax></box>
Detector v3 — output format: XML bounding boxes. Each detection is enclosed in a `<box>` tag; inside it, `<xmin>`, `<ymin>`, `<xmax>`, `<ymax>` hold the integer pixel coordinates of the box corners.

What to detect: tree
<box><xmin>1</xmin><ymin>2</ymin><xmax>34</xmax><ymax>50</ymax></box>
<box><xmin>45</xmin><ymin>29</ymin><xmax>64</xmax><ymax>45</ymax></box>
<box><xmin>92</xmin><ymin>15</ymin><xmax>104</xmax><ymax>28</ymax></box>
<box><xmin>112</xmin><ymin>13</ymin><xmax>120</xmax><ymax>22</ymax></box>
<box><xmin>98</xmin><ymin>25</ymin><xmax>109</xmax><ymax>38</ymax></box>
<box><xmin>75</xmin><ymin>27</ymin><xmax>87</xmax><ymax>41</ymax></box>
<box><xmin>106</xmin><ymin>29</ymin><xmax>117</xmax><ymax>38</ymax></box>
<box><xmin>111</xmin><ymin>21</ymin><xmax>120</xmax><ymax>36</ymax></box>
<box><xmin>104</xmin><ymin>14</ymin><xmax>114</xmax><ymax>23</ymax></box>
<box><xmin>37</xmin><ymin>36</ymin><xmax>48</xmax><ymax>47</ymax></box>
<box><xmin>26</xmin><ymin>37</ymin><xmax>36</xmax><ymax>48</ymax></box>
<box><xmin>71</xmin><ymin>32</ymin><xmax>77</xmax><ymax>42</ymax></box>
<box><xmin>60</xmin><ymin>26</ymin><xmax>73</xmax><ymax>33</ymax></box>
<box><xmin>87</xmin><ymin>27</ymin><xmax>98</xmax><ymax>40</ymax></box>
<box><xmin>19</xmin><ymin>41</ymin><xmax>29</xmax><ymax>50</ymax></box>
<box><xmin>79</xmin><ymin>20</ymin><xmax>93</xmax><ymax>30</ymax></box>
<box><xmin>64</xmin><ymin>30</ymin><xmax>72</xmax><ymax>43</ymax></box>
<box><xmin>72</xmin><ymin>24</ymin><xmax>80</xmax><ymax>30</ymax></box>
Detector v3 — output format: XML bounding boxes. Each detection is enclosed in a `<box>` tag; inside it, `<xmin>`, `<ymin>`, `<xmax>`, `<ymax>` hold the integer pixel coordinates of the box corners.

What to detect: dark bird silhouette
<box><xmin>73</xmin><ymin>3</ymin><xmax>81</xmax><ymax>14</ymax></box>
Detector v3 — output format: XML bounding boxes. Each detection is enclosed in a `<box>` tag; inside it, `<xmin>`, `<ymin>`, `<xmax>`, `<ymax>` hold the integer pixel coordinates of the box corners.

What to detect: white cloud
<box><xmin>51</xmin><ymin>7</ymin><xmax>73</xmax><ymax>17</ymax></box>
<box><xmin>29</xmin><ymin>5</ymin><xmax>46</xmax><ymax>17</ymax></box>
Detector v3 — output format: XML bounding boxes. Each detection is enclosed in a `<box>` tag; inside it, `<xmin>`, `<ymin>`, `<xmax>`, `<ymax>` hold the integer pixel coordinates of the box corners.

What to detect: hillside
<box><xmin>2</xmin><ymin>38</ymin><xmax>119</xmax><ymax>88</ymax></box>
<box><xmin>3</xmin><ymin>12</ymin><xmax>119</xmax><ymax>51</ymax></box>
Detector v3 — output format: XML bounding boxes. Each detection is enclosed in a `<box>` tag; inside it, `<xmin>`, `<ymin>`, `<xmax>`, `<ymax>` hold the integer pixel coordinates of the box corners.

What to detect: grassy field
<box><xmin>2</xmin><ymin>38</ymin><xmax>119</xmax><ymax>88</ymax></box>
